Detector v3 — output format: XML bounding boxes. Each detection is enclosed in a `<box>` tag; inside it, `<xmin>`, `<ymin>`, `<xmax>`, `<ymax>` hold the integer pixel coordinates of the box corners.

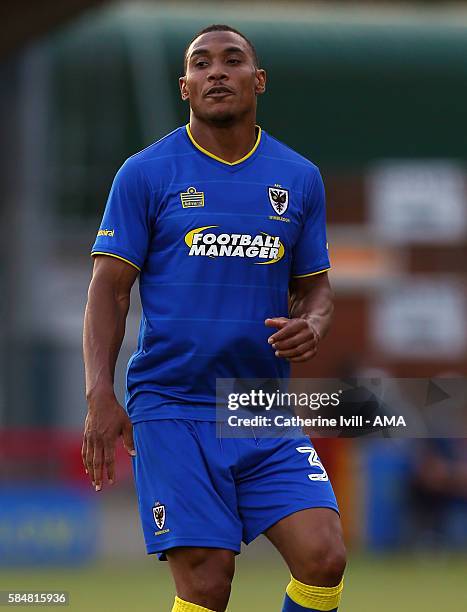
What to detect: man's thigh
<box><xmin>132</xmin><ymin>419</ymin><xmax>242</xmax><ymax>559</ymax></box>
<box><xmin>237</xmin><ymin>435</ymin><xmax>339</xmax><ymax>545</ymax></box>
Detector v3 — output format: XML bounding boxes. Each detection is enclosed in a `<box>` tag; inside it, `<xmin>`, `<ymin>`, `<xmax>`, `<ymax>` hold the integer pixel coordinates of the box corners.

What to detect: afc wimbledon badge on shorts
<box><xmin>268</xmin><ymin>186</ymin><xmax>289</xmax><ymax>215</ymax></box>
<box><xmin>180</xmin><ymin>186</ymin><xmax>205</xmax><ymax>208</ymax></box>
<box><xmin>152</xmin><ymin>501</ymin><xmax>166</xmax><ymax>530</ymax></box>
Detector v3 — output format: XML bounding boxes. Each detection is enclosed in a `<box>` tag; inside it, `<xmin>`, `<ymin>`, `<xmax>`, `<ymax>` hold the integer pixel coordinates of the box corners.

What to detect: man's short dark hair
<box><xmin>183</xmin><ymin>24</ymin><xmax>259</xmax><ymax>72</ymax></box>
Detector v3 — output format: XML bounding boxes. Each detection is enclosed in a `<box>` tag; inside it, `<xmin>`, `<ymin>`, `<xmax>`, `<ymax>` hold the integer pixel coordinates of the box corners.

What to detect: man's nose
<box><xmin>207</xmin><ymin>62</ymin><xmax>228</xmax><ymax>81</ymax></box>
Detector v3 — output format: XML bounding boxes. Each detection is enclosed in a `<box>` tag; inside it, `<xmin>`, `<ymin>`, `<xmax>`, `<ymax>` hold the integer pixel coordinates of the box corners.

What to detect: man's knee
<box><xmin>185</xmin><ymin>566</ymin><xmax>232</xmax><ymax>606</ymax></box>
<box><xmin>167</xmin><ymin>548</ymin><xmax>234</xmax><ymax>610</ymax></box>
<box><xmin>293</xmin><ymin>534</ymin><xmax>347</xmax><ymax>586</ymax></box>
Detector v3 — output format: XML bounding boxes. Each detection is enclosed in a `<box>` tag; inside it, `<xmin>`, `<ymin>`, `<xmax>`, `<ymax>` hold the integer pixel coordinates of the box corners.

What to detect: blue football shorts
<box><xmin>131</xmin><ymin>419</ymin><xmax>339</xmax><ymax>560</ymax></box>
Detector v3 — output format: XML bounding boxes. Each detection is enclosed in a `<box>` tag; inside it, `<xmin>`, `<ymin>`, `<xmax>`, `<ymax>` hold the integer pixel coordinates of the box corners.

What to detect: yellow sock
<box><xmin>285</xmin><ymin>575</ymin><xmax>344</xmax><ymax>611</ymax></box>
<box><xmin>172</xmin><ymin>596</ymin><xmax>216</xmax><ymax>612</ymax></box>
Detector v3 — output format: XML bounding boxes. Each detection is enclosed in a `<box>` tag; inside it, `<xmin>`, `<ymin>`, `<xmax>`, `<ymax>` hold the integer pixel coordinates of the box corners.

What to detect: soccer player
<box><xmin>82</xmin><ymin>24</ymin><xmax>346</xmax><ymax>612</ymax></box>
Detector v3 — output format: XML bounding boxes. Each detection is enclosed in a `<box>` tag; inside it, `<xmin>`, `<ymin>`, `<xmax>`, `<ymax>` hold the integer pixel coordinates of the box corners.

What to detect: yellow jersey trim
<box><xmin>286</xmin><ymin>576</ymin><xmax>344</xmax><ymax>611</ymax></box>
<box><xmin>91</xmin><ymin>251</ymin><xmax>141</xmax><ymax>272</ymax></box>
<box><xmin>185</xmin><ymin>123</ymin><xmax>262</xmax><ymax>166</ymax></box>
<box><xmin>292</xmin><ymin>267</ymin><xmax>330</xmax><ymax>279</ymax></box>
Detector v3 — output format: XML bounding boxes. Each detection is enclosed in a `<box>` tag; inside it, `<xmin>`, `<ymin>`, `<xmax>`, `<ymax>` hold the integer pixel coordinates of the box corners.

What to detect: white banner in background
<box><xmin>368</xmin><ymin>161</ymin><xmax>466</xmax><ymax>243</ymax></box>
<box><xmin>371</xmin><ymin>279</ymin><xmax>466</xmax><ymax>359</ymax></box>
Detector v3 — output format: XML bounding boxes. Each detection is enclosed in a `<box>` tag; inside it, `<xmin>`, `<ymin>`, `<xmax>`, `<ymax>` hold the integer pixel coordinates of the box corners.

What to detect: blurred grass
<box><xmin>1</xmin><ymin>552</ymin><xmax>467</xmax><ymax>611</ymax></box>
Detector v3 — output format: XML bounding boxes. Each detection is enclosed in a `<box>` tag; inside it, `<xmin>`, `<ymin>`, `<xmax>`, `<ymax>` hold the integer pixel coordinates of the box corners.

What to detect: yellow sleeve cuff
<box><xmin>292</xmin><ymin>267</ymin><xmax>330</xmax><ymax>279</ymax></box>
<box><xmin>91</xmin><ymin>251</ymin><xmax>141</xmax><ymax>272</ymax></box>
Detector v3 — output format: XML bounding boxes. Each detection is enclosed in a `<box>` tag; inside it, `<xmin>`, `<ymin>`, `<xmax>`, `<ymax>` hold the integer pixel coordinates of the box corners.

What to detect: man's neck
<box><xmin>188</xmin><ymin>114</ymin><xmax>258</xmax><ymax>164</ymax></box>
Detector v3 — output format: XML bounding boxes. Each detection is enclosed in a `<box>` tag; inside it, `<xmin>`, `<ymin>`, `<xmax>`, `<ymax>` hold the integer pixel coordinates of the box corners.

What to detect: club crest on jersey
<box><xmin>152</xmin><ymin>501</ymin><xmax>166</xmax><ymax>530</ymax></box>
<box><xmin>180</xmin><ymin>186</ymin><xmax>205</xmax><ymax>208</ymax></box>
<box><xmin>268</xmin><ymin>186</ymin><xmax>289</xmax><ymax>216</ymax></box>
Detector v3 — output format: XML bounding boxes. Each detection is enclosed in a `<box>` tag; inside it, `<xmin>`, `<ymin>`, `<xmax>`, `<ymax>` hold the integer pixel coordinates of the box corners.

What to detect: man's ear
<box><xmin>179</xmin><ymin>76</ymin><xmax>189</xmax><ymax>101</ymax></box>
<box><xmin>255</xmin><ymin>69</ymin><xmax>267</xmax><ymax>95</ymax></box>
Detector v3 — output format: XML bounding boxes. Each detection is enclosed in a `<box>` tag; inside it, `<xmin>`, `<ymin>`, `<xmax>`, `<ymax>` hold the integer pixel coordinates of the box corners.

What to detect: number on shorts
<box><xmin>296</xmin><ymin>446</ymin><xmax>329</xmax><ymax>482</ymax></box>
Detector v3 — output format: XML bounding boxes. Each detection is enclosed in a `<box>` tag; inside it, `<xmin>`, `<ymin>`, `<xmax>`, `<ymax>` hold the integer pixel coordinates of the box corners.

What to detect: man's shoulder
<box><xmin>126</xmin><ymin>125</ymin><xmax>188</xmax><ymax>168</ymax></box>
<box><xmin>262</xmin><ymin>130</ymin><xmax>320</xmax><ymax>176</ymax></box>
<box><xmin>111</xmin><ymin>127</ymin><xmax>189</xmax><ymax>190</ymax></box>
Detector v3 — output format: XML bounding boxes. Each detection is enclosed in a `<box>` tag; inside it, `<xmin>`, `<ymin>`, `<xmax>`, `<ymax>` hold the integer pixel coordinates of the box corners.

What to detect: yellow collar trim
<box><xmin>185</xmin><ymin>123</ymin><xmax>262</xmax><ymax>166</ymax></box>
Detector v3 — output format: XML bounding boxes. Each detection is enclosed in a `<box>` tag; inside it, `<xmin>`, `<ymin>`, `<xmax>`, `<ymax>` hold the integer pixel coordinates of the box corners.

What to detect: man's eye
<box><xmin>195</xmin><ymin>61</ymin><xmax>208</xmax><ymax>67</ymax></box>
<box><xmin>227</xmin><ymin>58</ymin><xmax>241</xmax><ymax>64</ymax></box>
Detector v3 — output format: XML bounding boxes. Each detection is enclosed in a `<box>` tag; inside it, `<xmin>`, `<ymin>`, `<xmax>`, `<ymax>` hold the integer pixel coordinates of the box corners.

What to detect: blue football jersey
<box><xmin>91</xmin><ymin>125</ymin><xmax>330</xmax><ymax>423</ymax></box>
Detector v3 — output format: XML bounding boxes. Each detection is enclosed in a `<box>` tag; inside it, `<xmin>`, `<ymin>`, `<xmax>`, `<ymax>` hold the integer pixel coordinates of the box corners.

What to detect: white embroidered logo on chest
<box><xmin>268</xmin><ymin>186</ymin><xmax>289</xmax><ymax>215</ymax></box>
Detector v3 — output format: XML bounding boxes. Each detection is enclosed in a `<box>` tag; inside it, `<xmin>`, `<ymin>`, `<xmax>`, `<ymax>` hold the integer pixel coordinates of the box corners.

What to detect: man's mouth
<box><xmin>205</xmin><ymin>86</ymin><xmax>234</xmax><ymax>98</ymax></box>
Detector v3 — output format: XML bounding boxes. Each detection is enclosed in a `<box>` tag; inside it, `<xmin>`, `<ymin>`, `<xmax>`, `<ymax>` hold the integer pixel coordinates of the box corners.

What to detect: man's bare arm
<box><xmin>265</xmin><ymin>272</ymin><xmax>334</xmax><ymax>362</ymax></box>
<box><xmin>82</xmin><ymin>255</ymin><xmax>139</xmax><ymax>491</ymax></box>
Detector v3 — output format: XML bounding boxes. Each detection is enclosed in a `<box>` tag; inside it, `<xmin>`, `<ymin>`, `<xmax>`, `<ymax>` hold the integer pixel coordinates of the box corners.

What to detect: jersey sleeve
<box><xmin>291</xmin><ymin>169</ymin><xmax>331</xmax><ymax>278</ymax></box>
<box><xmin>91</xmin><ymin>158</ymin><xmax>151</xmax><ymax>271</ymax></box>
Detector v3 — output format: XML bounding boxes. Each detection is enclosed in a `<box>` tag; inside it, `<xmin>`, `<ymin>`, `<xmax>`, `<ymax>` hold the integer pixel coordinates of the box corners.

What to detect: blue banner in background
<box><xmin>0</xmin><ymin>485</ymin><xmax>98</xmax><ymax>566</ymax></box>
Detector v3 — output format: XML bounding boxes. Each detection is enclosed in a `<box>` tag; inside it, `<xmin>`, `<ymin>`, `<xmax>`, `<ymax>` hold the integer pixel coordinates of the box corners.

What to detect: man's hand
<box><xmin>265</xmin><ymin>317</ymin><xmax>320</xmax><ymax>363</ymax></box>
<box><xmin>82</xmin><ymin>392</ymin><xmax>136</xmax><ymax>492</ymax></box>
